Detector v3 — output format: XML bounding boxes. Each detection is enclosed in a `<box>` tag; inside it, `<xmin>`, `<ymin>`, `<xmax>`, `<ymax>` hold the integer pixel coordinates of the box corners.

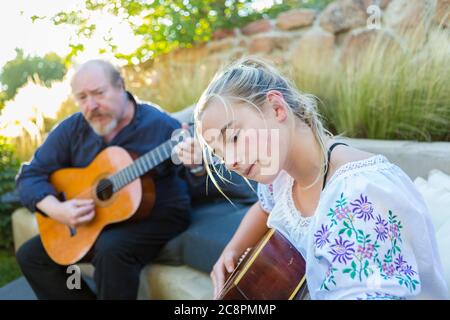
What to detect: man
<box><xmin>15</xmin><ymin>60</ymin><xmax>204</xmax><ymax>299</ymax></box>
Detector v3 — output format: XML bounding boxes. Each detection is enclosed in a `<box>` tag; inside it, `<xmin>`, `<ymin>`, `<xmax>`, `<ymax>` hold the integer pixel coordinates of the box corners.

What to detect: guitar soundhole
<box><xmin>96</xmin><ymin>178</ymin><xmax>113</xmax><ymax>201</ymax></box>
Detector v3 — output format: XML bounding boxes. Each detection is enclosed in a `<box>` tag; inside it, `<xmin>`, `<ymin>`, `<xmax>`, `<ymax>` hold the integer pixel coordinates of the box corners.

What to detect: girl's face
<box><xmin>199</xmin><ymin>91</ymin><xmax>292</xmax><ymax>184</ymax></box>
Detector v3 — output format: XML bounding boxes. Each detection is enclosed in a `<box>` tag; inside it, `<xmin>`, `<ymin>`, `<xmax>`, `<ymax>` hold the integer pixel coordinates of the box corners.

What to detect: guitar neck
<box><xmin>110</xmin><ymin>125</ymin><xmax>193</xmax><ymax>192</ymax></box>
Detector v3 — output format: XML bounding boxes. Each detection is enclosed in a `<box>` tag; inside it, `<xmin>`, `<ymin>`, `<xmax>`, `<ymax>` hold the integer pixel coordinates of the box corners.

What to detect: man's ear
<box><xmin>266</xmin><ymin>90</ymin><xmax>288</xmax><ymax>122</ymax></box>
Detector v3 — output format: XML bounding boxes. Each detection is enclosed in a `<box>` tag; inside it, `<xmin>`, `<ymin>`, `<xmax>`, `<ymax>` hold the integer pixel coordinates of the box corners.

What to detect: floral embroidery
<box><xmin>356</xmin><ymin>292</ymin><xmax>405</xmax><ymax>300</ymax></box>
<box><xmin>374</xmin><ymin>215</ymin><xmax>388</xmax><ymax>242</ymax></box>
<box><xmin>268</xmin><ymin>183</ymin><xmax>274</xmax><ymax>195</ymax></box>
<box><xmin>350</xmin><ymin>194</ymin><xmax>374</xmax><ymax>221</ymax></box>
<box><xmin>394</xmin><ymin>254</ymin><xmax>417</xmax><ymax>277</ymax></box>
<box><xmin>258</xmin><ymin>183</ymin><xmax>274</xmax><ymax>212</ymax></box>
<box><xmin>314</xmin><ymin>224</ymin><xmax>331</xmax><ymax>249</ymax></box>
<box><xmin>329</xmin><ymin>236</ymin><xmax>355</xmax><ymax>264</ymax></box>
<box><xmin>320</xmin><ymin>266</ymin><xmax>338</xmax><ymax>291</ymax></box>
<box><xmin>317</xmin><ymin>193</ymin><xmax>420</xmax><ymax>294</ymax></box>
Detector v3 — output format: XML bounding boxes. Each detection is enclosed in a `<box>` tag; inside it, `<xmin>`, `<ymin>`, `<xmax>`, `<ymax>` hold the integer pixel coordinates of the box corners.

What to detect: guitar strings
<box><xmin>60</xmin><ymin>127</ymin><xmax>193</xmax><ymax>202</ymax></box>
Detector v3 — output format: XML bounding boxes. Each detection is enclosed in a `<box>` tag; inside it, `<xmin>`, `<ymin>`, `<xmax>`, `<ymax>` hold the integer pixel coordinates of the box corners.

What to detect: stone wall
<box><xmin>123</xmin><ymin>0</ymin><xmax>449</xmax><ymax>106</ymax></box>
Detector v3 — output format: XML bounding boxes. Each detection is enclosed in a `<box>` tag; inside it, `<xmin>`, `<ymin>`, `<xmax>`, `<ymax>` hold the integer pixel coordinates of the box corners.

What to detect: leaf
<box><xmin>339</xmin><ymin>229</ymin><xmax>346</xmax><ymax>235</ymax></box>
<box><xmin>350</xmin><ymin>272</ymin><xmax>356</xmax><ymax>279</ymax></box>
<box><xmin>347</xmin><ymin>229</ymin><xmax>352</xmax><ymax>237</ymax></box>
<box><xmin>351</xmin><ymin>261</ymin><xmax>357</xmax><ymax>270</ymax></box>
<box><xmin>343</xmin><ymin>268</ymin><xmax>352</xmax><ymax>274</ymax></box>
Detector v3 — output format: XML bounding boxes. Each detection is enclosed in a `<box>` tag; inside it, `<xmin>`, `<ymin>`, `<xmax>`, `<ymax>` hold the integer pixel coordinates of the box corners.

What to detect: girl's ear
<box><xmin>266</xmin><ymin>90</ymin><xmax>288</xmax><ymax>122</ymax></box>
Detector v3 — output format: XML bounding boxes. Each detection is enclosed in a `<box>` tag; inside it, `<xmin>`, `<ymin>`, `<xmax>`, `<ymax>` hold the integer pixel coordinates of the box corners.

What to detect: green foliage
<box><xmin>0</xmin><ymin>138</ymin><xmax>20</xmax><ymax>250</ymax></box>
<box><xmin>51</xmin><ymin>0</ymin><xmax>333</xmax><ymax>64</ymax></box>
<box><xmin>0</xmin><ymin>249</ymin><xmax>22</xmax><ymax>287</ymax></box>
<box><xmin>0</xmin><ymin>49</ymin><xmax>67</xmax><ymax>102</ymax></box>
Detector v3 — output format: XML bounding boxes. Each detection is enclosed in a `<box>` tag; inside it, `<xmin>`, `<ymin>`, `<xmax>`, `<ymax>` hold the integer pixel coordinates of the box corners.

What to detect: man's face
<box><xmin>71</xmin><ymin>67</ymin><xmax>126</xmax><ymax>136</ymax></box>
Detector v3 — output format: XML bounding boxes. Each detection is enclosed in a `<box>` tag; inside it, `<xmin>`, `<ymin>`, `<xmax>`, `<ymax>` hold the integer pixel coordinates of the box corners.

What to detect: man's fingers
<box><xmin>76</xmin><ymin>210</ymin><xmax>95</xmax><ymax>225</ymax></box>
<box><xmin>72</xmin><ymin>198</ymin><xmax>94</xmax><ymax>206</ymax></box>
<box><xmin>181</xmin><ymin>122</ymin><xmax>190</xmax><ymax>130</ymax></box>
<box><xmin>74</xmin><ymin>204</ymin><xmax>95</xmax><ymax>217</ymax></box>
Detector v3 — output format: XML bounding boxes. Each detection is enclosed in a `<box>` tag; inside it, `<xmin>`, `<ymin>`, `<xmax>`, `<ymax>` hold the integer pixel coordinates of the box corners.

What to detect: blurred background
<box><xmin>0</xmin><ymin>0</ymin><xmax>449</xmax><ymax>287</ymax></box>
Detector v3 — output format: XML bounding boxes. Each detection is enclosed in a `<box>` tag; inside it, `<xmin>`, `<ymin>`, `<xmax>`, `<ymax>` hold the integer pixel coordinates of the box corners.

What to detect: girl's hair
<box><xmin>194</xmin><ymin>56</ymin><xmax>332</xmax><ymax>198</ymax></box>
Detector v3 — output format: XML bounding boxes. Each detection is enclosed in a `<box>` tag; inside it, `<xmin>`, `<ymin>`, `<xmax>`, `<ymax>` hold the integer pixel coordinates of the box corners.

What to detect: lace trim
<box><xmin>326</xmin><ymin>154</ymin><xmax>391</xmax><ymax>187</ymax></box>
<box><xmin>284</xmin><ymin>177</ymin><xmax>313</xmax><ymax>234</ymax></box>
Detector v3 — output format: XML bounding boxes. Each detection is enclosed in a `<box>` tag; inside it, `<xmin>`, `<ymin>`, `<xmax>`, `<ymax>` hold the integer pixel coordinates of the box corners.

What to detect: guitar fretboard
<box><xmin>109</xmin><ymin>127</ymin><xmax>191</xmax><ymax>192</ymax></box>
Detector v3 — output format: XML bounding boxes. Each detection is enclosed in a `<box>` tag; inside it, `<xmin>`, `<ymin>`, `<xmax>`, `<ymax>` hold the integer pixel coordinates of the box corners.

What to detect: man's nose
<box><xmin>85</xmin><ymin>95</ymin><xmax>98</xmax><ymax>112</ymax></box>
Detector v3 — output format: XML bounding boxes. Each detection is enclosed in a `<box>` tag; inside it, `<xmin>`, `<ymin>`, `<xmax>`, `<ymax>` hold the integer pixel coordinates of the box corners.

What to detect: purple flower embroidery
<box><xmin>329</xmin><ymin>236</ymin><xmax>355</xmax><ymax>264</ymax></box>
<box><xmin>314</xmin><ymin>224</ymin><xmax>331</xmax><ymax>249</ymax></box>
<box><xmin>357</xmin><ymin>244</ymin><xmax>374</xmax><ymax>259</ymax></box>
<box><xmin>389</xmin><ymin>224</ymin><xmax>399</xmax><ymax>239</ymax></box>
<box><xmin>382</xmin><ymin>263</ymin><xmax>395</xmax><ymax>277</ymax></box>
<box><xmin>351</xmin><ymin>194</ymin><xmax>374</xmax><ymax>221</ymax></box>
<box><xmin>334</xmin><ymin>207</ymin><xmax>349</xmax><ymax>221</ymax></box>
<box><xmin>395</xmin><ymin>255</ymin><xmax>416</xmax><ymax>277</ymax></box>
<box><xmin>364</xmin><ymin>244</ymin><xmax>374</xmax><ymax>259</ymax></box>
<box><xmin>374</xmin><ymin>215</ymin><xmax>389</xmax><ymax>242</ymax></box>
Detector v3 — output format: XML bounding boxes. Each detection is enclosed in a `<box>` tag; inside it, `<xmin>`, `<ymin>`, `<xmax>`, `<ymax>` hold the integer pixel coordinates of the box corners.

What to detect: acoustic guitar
<box><xmin>36</xmin><ymin>126</ymin><xmax>193</xmax><ymax>265</ymax></box>
<box><xmin>218</xmin><ymin>229</ymin><xmax>308</xmax><ymax>300</ymax></box>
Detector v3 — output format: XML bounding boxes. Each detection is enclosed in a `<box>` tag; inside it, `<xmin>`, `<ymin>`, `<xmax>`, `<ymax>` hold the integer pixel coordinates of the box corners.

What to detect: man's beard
<box><xmin>87</xmin><ymin>111</ymin><xmax>118</xmax><ymax>136</ymax></box>
<box><xmin>90</xmin><ymin>118</ymin><xmax>118</xmax><ymax>136</ymax></box>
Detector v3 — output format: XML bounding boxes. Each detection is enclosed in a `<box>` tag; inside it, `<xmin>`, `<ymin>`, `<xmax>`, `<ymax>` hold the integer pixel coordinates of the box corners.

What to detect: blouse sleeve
<box><xmin>257</xmin><ymin>183</ymin><xmax>275</xmax><ymax>213</ymax></box>
<box><xmin>309</xmin><ymin>168</ymin><xmax>429</xmax><ymax>300</ymax></box>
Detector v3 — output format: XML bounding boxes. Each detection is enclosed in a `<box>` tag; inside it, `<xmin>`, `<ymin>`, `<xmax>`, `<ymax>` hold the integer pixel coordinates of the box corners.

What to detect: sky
<box><xmin>0</xmin><ymin>0</ymin><xmax>277</xmax><ymax>70</ymax></box>
<box><xmin>0</xmin><ymin>0</ymin><xmax>142</xmax><ymax>69</ymax></box>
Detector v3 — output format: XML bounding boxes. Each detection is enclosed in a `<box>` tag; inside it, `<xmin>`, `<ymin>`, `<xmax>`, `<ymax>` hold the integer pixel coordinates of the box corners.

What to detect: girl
<box><xmin>193</xmin><ymin>57</ymin><xmax>448</xmax><ymax>300</ymax></box>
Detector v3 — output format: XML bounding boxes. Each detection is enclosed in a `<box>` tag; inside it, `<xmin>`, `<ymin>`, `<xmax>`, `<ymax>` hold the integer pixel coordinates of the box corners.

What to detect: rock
<box><xmin>249</xmin><ymin>35</ymin><xmax>291</xmax><ymax>54</ymax></box>
<box><xmin>358</xmin><ymin>0</ymin><xmax>391</xmax><ymax>10</ymax></box>
<box><xmin>206</xmin><ymin>38</ymin><xmax>235</xmax><ymax>54</ymax></box>
<box><xmin>435</xmin><ymin>0</ymin><xmax>449</xmax><ymax>28</ymax></box>
<box><xmin>276</xmin><ymin>9</ymin><xmax>316</xmax><ymax>30</ymax></box>
<box><xmin>319</xmin><ymin>0</ymin><xmax>368</xmax><ymax>33</ymax></box>
<box><xmin>384</xmin><ymin>0</ymin><xmax>426</xmax><ymax>29</ymax></box>
<box><xmin>290</xmin><ymin>29</ymin><xmax>335</xmax><ymax>64</ymax></box>
<box><xmin>212</xmin><ymin>28</ymin><xmax>236</xmax><ymax>40</ymax></box>
<box><xmin>241</xmin><ymin>19</ymin><xmax>272</xmax><ymax>36</ymax></box>
<box><xmin>384</xmin><ymin>0</ymin><xmax>429</xmax><ymax>51</ymax></box>
<box><xmin>340</xmin><ymin>28</ymin><xmax>401</xmax><ymax>64</ymax></box>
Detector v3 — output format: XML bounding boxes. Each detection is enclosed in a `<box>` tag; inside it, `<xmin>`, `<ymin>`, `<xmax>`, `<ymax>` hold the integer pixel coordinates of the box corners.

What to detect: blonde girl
<box><xmin>193</xmin><ymin>57</ymin><xmax>448</xmax><ymax>300</ymax></box>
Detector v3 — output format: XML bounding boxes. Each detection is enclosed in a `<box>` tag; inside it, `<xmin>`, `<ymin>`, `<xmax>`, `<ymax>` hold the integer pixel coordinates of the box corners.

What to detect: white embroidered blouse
<box><xmin>257</xmin><ymin>155</ymin><xmax>449</xmax><ymax>300</ymax></box>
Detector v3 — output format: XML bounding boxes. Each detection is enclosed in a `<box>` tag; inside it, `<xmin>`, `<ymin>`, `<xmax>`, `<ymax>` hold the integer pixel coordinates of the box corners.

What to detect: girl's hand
<box><xmin>210</xmin><ymin>247</ymin><xmax>241</xmax><ymax>299</ymax></box>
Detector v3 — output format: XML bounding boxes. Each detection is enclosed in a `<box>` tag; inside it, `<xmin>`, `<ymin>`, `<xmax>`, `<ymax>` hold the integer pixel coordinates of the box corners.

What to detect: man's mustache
<box><xmin>87</xmin><ymin>110</ymin><xmax>112</xmax><ymax>121</ymax></box>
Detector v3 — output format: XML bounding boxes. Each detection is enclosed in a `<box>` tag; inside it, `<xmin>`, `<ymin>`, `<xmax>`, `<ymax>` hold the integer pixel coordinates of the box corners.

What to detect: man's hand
<box><xmin>37</xmin><ymin>195</ymin><xmax>95</xmax><ymax>227</ymax></box>
<box><xmin>174</xmin><ymin>122</ymin><xmax>204</xmax><ymax>170</ymax></box>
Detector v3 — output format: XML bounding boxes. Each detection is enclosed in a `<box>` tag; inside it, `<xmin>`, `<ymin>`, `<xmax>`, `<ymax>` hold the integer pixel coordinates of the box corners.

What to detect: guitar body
<box><xmin>36</xmin><ymin>146</ymin><xmax>156</xmax><ymax>265</ymax></box>
<box><xmin>218</xmin><ymin>229</ymin><xmax>308</xmax><ymax>300</ymax></box>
